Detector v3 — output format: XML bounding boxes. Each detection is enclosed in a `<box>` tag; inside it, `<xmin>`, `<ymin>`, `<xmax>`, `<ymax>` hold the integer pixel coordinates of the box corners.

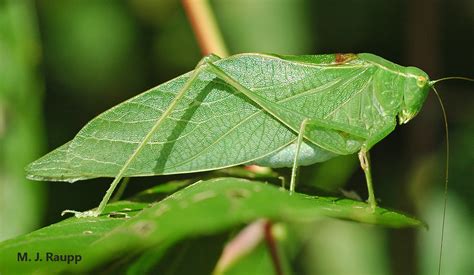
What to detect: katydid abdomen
<box><xmin>250</xmin><ymin>141</ymin><xmax>336</xmax><ymax>168</ymax></box>
<box><xmin>27</xmin><ymin>53</ymin><xmax>429</xmax><ymax>183</ymax></box>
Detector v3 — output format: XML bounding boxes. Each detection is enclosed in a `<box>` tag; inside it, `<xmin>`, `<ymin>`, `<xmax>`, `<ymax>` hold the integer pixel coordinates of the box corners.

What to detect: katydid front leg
<box><xmin>62</xmin><ymin>54</ymin><xmax>222</xmax><ymax>218</ymax></box>
<box><xmin>357</xmin><ymin>121</ymin><xmax>396</xmax><ymax>211</ymax></box>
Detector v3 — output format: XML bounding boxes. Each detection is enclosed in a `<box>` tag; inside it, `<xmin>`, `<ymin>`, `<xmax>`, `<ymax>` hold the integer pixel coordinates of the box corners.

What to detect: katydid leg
<box><xmin>207</xmin><ymin>61</ymin><xmax>372</xmax><ymax>157</ymax></box>
<box><xmin>110</xmin><ymin>177</ymin><xmax>130</xmax><ymax>202</ymax></box>
<box><xmin>290</xmin><ymin>118</ymin><xmax>309</xmax><ymax>193</ymax></box>
<box><xmin>356</xmin><ymin>121</ymin><xmax>395</xmax><ymax>210</ymax></box>
<box><xmin>62</xmin><ymin>54</ymin><xmax>222</xmax><ymax>218</ymax></box>
<box><xmin>358</xmin><ymin>148</ymin><xmax>377</xmax><ymax>210</ymax></box>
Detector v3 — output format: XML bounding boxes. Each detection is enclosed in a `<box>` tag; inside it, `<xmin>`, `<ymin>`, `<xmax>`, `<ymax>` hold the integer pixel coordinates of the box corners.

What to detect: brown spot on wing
<box><xmin>335</xmin><ymin>53</ymin><xmax>357</xmax><ymax>64</ymax></box>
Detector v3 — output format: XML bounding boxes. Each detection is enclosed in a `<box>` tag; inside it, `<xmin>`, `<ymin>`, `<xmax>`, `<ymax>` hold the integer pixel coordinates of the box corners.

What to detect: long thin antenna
<box><xmin>431</xmin><ymin>86</ymin><xmax>449</xmax><ymax>275</ymax></box>
<box><xmin>430</xmin><ymin>76</ymin><xmax>474</xmax><ymax>86</ymax></box>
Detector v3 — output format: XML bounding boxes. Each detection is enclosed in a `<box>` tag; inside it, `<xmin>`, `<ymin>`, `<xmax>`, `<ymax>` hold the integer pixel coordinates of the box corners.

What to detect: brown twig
<box><xmin>182</xmin><ymin>0</ymin><xmax>229</xmax><ymax>57</ymax></box>
<box><xmin>264</xmin><ymin>221</ymin><xmax>284</xmax><ymax>275</ymax></box>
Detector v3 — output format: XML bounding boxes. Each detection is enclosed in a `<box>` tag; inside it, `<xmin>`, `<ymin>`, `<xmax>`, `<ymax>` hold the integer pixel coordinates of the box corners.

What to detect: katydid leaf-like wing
<box><xmin>27</xmin><ymin>53</ymin><xmax>395</xmax><ymax>182</ymax></box>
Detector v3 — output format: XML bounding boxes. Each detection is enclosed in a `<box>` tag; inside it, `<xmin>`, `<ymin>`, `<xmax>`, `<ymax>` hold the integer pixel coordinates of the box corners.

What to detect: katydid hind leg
<box><xmin>206</xmin><ymin>61</ymin><xmax>368</xmax><ymax>156</ymax></box>
<box><xmin>358</xmin><ymin>148</ymin><xmax>377</xmax><ymax>210</ymax></box>
<box><xmin>62</xmin><ymin>54</ymin><xmax>222</xmax><ymax>218</ymax></box>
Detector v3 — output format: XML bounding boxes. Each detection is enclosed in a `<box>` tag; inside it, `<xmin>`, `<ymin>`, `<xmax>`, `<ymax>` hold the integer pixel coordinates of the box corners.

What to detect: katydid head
<box><xmin>398</xmin><ymin>67</ymin><xmax>430</xmax><ymax>124</ymax></box>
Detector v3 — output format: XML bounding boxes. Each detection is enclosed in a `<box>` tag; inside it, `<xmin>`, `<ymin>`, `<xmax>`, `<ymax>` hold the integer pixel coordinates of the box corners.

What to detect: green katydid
<box><xmin>26</xmin><ymin>52</ymin><xmax>468</xmax><ymax>219</ymax></box>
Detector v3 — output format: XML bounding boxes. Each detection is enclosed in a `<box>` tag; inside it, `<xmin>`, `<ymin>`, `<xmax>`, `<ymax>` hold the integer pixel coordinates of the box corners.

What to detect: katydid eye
<box><xmin>417</xmin><ymin>76</ymin><xmax>427</xmax><ymax>87</ymax></box>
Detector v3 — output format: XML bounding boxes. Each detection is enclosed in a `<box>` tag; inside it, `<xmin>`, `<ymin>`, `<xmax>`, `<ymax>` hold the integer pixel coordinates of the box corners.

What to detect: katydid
<box><xmin>26</xmin><ymin>53</ymin><xmax>468</xmax><ymax>219</ymax></box>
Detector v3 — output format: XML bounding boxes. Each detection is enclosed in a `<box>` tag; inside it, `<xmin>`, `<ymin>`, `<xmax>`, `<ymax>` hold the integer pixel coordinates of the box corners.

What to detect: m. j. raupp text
<box><xmin>17</xmin><ymin>252</ymin><xmax>82</xmax><ymax>264</ymax></box>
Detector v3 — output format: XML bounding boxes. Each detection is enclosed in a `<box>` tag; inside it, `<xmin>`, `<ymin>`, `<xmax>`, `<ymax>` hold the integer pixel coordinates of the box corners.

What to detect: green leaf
<box><xmin>0</xmin><ymin>178</ymin><xmax>423</xmax><ymax>274</ymax></box>
<box><xmin>26</xmin><ymin>53</ymin><xmax>402</xmax><ymax>181</ymax></box>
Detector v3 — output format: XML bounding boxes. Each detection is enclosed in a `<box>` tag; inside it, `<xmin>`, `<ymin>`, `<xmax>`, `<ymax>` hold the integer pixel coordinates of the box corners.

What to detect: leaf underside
<box><xmin>0</xmin><ymin>178</ymin><xmax>423</xmax><ymax>274</ymax></box>
<box><xmin>27</xmin><ymin>53</ymin><xmax>397</xmax><ymax>182</ymax></box>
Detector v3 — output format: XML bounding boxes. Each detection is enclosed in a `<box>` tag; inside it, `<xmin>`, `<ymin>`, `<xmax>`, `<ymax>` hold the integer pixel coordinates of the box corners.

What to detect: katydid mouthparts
<box><xmin>25</xmin><ymin>53</ymin><xmax>470</xmax><ymax>222</ymax></box>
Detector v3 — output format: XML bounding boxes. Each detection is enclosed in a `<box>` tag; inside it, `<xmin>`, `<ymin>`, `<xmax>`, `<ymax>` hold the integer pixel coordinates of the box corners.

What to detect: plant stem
<box><xmin>182</xmin><ymin>0</ymin><xmax>229</xmax><ymax>57</ymax></box>
<box><xmin>263</xmin><ymin>221</ymin><xmax>283</xmax><ymax>275</ymax></box>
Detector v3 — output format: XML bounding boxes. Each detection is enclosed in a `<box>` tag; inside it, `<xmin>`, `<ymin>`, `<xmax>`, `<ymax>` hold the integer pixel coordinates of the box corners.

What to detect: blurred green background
<box><xmin>0</xmin><ymin>0</ymin><xmax>472</xmax><ymax>274</ymax></box>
